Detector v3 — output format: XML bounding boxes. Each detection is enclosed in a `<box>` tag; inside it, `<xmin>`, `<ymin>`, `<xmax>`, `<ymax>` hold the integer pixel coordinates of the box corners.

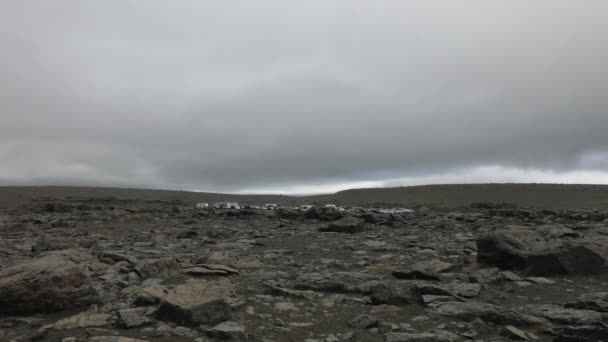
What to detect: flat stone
<box><xmin>517</xmin><ymin>304</ymin><xmax>605</xmax><ymax>325</ymax></box>
<box><xmin>182</xmin><ymin>264</ymin><xmax>239</xmax><ymax>276</ymax></box>
<box><xmin>145</xmin><ymin>279</ymin><xmax>234</xmax><ymax>326</ymax></box>
<box><xmin>206</xmin><ymin>321</ymin><xmax>247</xmax><ymax>341</ymax></box>
<box><xmin>435</xmin><ymin>301</ymin><xmax>547</xmax><ymax>326</ymax></box>
<box><xmin>500</xmin><ymin>325</ymin><xmax>529</xmax><ymax>340</ymax></box>
<box><xmin>53</xmin><ymin>312</ymin><xmax>111</xmax><ymax>330</ymax></box>
<box><xmin>274</xmin><ymin>302</ymin><xmax>298</xmax><ymax>312</ymax></box>
<box><xmin>416</xmin><ymin>282</ymin><xmax>481</xmax><ymax>299</ymax></box>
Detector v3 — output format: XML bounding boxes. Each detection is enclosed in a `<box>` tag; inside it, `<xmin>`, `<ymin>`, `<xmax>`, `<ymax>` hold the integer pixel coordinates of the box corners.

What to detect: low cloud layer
<box><xmin>1</xmin><ymin>1</ymin><xmax>607</xmax><ymax>194</ymax></box>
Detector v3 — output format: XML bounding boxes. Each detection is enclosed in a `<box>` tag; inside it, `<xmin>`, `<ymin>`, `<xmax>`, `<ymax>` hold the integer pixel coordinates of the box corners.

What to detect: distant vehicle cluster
<box><xmin>195</xmin><ymin>202</ymin><xmax>415</xmax><ymax>214</ymax></box>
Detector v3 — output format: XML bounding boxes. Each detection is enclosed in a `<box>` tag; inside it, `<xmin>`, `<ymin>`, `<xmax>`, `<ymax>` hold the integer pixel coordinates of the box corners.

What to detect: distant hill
<box><xmin>0</xmin><ymin>186</ymin><xmax>296</xmax><ymax>209</ymax></box>
<box><xmin>327</xmin><ymin>184</ymin><xmax>608</xmax><ymax>209</ymax></box>
<box><xmin>1</xmin><ymin>184</ymin><xmax>608</xmax><ymax>210</ymax></box>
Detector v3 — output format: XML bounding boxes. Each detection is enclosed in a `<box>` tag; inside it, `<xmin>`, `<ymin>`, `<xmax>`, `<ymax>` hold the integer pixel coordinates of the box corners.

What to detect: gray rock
<box><xmin>393</xmin><ymin>269</ymin><xmax>440</xmax><ymax>281</ymax></box>
<box><xmin>138</xmin><ymin>258</ymin><xmax>181</xmax><ymax>279</ymax></box>
<box><xmin>53</xmin><ymin>312</ymin><xmax>111</xmax><ymax>330</ymax></box>
<box><xmin>421</xmin><ymin>295</ymin><xmax>462</xmax><ymax>306</ymax></box>
<box><xmin>434</xmin><ymin>301</ymin><xmax>546</xmax><ymax>326</ymax></box>
<box><xmin>0</xmin><ymin>249</ymin><xmax>100</xmax><ymax>314</ymax></box>
<box><xmin>385</xmin><ymin>330</ymin><xmax>460</xmax><ymax>342</ymax></box>
<box><xmin>469</xmin><ymin>268</ymin><xmax>522</xmax><ymax>284</ymax></box>
<box><xmin>31</xmin><ymin>238</ymin><xmax>65</xmax><ymax>253</ymax></box>
<box><xmin>413</xmin><ymin>259</ymin><xmax>456</xmax><ymax>274</ymax></box>
<box><xmin>551</xmin><ymin>323</ymin><xmax>608</xmax><ymax>342</ymax></box>
<box><xmin>526</xmin><ymin>242</ymin><xmax>608</xmax><ymax>276</ymax></box>
<box><xmin>415</xmin><ymin>282</ymin><xmax>481</xmax><ymax>299</ymax></box>
<box><xmin>478</xmin><ymin>228</ymin><xmax>608</xmax><ymax>276</ymax></box>
<box><xmin>393</xmin><ymin>259</ymin><xmax>455</xmax><ymax>281</ymax></box>
<box><xmin>173</xmin><ymin>326</ymin><xmax>198</xmax><ymax>337</ymax></box>
<box><xmin>89</xmin><ymin>337</ymin><xmax>148</xmax><ymax>342</ymax></box>
<box><xmin>357</xmin><ymin>280</ymin><xmax>413</xmax><ymax>306</ymax></box>
<box><xmin>320</xmin><ymin>217</ymin><xmax>365</xmax><ymax>234</ymax></box>
<box><xmin>100</xmin><ymin>250</ymin><xmax>138</xmax><ymax>264</ymax></box>
<box><xmin>538</xmin><ymin>226</ymin><xmax>579</xmax><ymax>238</ymax></box>
<box><xmin>348</xmin><ymin>314</ymin><xmax>378</xmax><ymax>329</ymax></box>
<box><xmin>500</xmin><ymin>325</ymin><xmax>532</xmax><ymax>340</ymax></box>
<box><xmin>206</xmin><ymin>321</ymin><xmax>248</xmax><ymax>341</ymax></box>
<box><xmin>182</xmin><ymin>264</ymin><xmax>239</xmax><ymax>276</ymax></box>
<box><xmin>565</xmin><ymin>292</ymin><xmax>608</xmax><ymax>312</ymax></box>
<box><xmin>116</xmin><ymin>308</ymin><xmax>151</xmax><ymax>328</ymax></box>
<box><xmin>146</xmin><ymin>279</ymin><xmax>234</xmax><ymax>326</ymax></box>
<box><xmin>517</xmin><ymin>304</ymin><xmax>606</xmax><ymax>325</ymax></box>
<box><xmin>275</xmin><ymin>208</ymin><xmax>302</xmax><ymax>220</ymax></box>
<box><xmin>476</xmin><ymin>228</ymin><xmax>546</xmax><ymax>270</ymax></box>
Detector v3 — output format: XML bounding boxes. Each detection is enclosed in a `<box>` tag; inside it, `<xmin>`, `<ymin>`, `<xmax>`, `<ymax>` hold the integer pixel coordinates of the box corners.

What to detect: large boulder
<box><xmin>526</xmin><ymin>241</ymin><xmax>608</xmax><ymax>276</ymax></box>
<box><xmin>305</xmin><ymin>207</ymin><xmax>345</xmax><ymax>221</ymax></box>
<box><xmin>275</xmin><ymin>208</ymin><xmax>302</xmax><ymax>220</ymax></box>
<box><xmin>145</xmin><ymin>279</ymin><xmax>234</xmax><ymax>326</ymax></box>
<box><xmin>319</xmin><ymin>217</ymin><xmax>364</xmax><ymax>234</ymax></box>
<box><xmin>476</xmin><ymin>228</ymin><xmax>547</xmax><ymax>269</ymax></box>
<box><xmin>477</xmin><ymin>228</ymin><xmax>608</xmax><ymax>276</ymax></box>
<box><xmin>0</xmin><ymin>249</ymin><xmax>101</xmax><ymax>314</ymax></box>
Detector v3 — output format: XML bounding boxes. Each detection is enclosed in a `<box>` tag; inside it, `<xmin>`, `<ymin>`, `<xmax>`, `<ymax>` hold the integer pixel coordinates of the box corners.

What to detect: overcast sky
<box><xmin>1</xmin><ymin>1</ymin><xmax>607</xmax><ymax>194</ymax></box>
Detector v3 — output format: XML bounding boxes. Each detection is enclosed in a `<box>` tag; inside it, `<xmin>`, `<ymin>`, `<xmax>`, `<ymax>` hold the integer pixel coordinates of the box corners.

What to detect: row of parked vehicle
<box><xmin>195</xmin><ymin>202</ymin><xmax>277</xmax><ymax>210</ymax></box>
<box><xmin>195</xmin><ymin>202</ymin><xmax>415</xmax><ymax>214</ymax></box>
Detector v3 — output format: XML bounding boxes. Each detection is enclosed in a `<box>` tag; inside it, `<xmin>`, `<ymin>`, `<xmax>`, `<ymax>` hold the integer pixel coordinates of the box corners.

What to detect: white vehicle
<box><xmin>301</xmin><ymin>204</ymin><xmax>314</xmax><ymax>211</ymax></box>
<box><xmin>264</xmin><ymin>203</ymin><xmax>278</xmax><ymax>210</ymax></box>
<box><xmin>214</xmin><ymin>202</ymin><xmax>240</xmax><ymax>209</ymax></box>
<box><xmin>324</xmin><ymin>204</ymin><xmax>338</xmax><ymax>209</ymax></box>
<box><xmin>195</xmin><ymin>202</ymin><xmax>209</xmax><ymax>209</ymax></box>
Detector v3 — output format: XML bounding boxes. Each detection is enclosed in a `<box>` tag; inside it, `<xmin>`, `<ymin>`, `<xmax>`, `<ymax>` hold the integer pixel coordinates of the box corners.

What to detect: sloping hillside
<box><xmin>328</xmin><ymin>184</ymin><xmax>608</xmax><ymax>209</ymax></box>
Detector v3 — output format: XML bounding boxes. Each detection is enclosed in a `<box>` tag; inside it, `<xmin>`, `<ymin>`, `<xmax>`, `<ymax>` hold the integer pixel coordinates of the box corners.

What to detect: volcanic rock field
<box><xmin>2</xmin><ymin>191</ymin><xmax>608</xmax><ymax>341</ymax></box>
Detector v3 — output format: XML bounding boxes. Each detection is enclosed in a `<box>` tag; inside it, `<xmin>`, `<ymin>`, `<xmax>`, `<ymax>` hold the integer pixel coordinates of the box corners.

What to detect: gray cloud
<box><xmin>1</xmin><ymin>1</ymin><xmax>608</xmax><ymax>193</ymax></box>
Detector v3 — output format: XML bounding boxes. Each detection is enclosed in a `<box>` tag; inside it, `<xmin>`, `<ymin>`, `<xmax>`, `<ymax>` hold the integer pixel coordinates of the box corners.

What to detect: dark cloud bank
<box><xmin>1</xmin><ymin>1</ymin><xmax>607</xmax><ymax>194</ymax></box>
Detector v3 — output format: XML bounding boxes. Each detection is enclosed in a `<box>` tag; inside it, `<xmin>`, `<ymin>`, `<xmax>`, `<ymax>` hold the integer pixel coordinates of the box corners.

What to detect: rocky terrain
<box><xmin>2</xmin><ymin>194</ymin><xmax>608</xmax><ymax>341</ymax></box>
